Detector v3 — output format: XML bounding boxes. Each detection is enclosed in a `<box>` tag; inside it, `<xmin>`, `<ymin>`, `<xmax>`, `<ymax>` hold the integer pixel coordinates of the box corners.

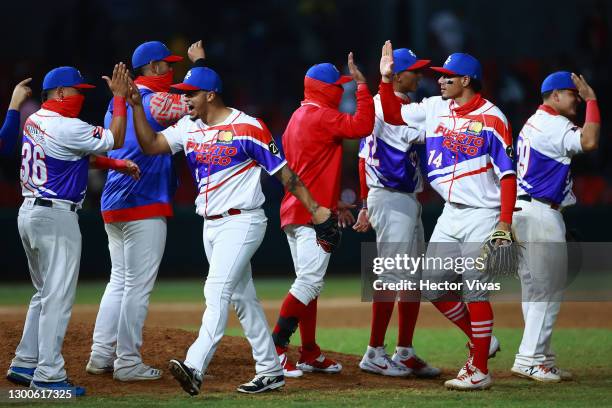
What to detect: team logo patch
<box><xmin>268</xmin><ymin>140</ymin><xmax>279</xmax><ymax>155</ymax></box>
<box><xmin>506</xmin><ymin>145</ymin><xmax>515</xmax><ymax>159</ymax></box>
<box><xmin>466</xmin><ymin>121</ymin><xmax>483</xmax><ymax>135</ymax></box>
<box><xmin>217</xmin><ymin>131</ymin><xmax>233</xmax><ymax>144</ymax></box>
<box><xmin>92</xmin><ymin>126</ymin><xmax>103</xmax><ymax>140</ymax></box>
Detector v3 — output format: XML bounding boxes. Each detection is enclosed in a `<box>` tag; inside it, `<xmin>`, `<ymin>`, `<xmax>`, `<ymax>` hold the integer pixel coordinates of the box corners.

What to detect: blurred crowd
<box><xmin>0</xmin><ymin>0</ymin><xmax>610</xmax><ymax>209</ymax></box>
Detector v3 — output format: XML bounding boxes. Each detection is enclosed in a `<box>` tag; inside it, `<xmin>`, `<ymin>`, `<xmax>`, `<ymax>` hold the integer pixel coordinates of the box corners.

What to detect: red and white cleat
<box><xmin>279</xmin><ymin>353</ymin><xmax>303</xmax><ymax>378</ymax></box>
<box><xmin>445</xmin><ymin>364</ymin><xmax>492</xmax><ymax>391</ymax></box>
<box><xmin>391</xmin><ymin>346</ymin><xmax>440</xmax><ymax>378</ymax></box>
<box><xmin>297</xmin><ymin>354</ymin><xmax>342</xmax><ymax>374</ymax></box>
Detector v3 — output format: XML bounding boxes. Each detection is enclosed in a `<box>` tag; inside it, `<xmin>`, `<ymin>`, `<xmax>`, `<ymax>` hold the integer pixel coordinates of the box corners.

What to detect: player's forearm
<box><xmin>581</xmin><ymin>100</ymin><xmax>600</xmax><ymax>152</ymax></box>
<box><xmin>276</xmin><ymin>165</ymin><xmax>320</xmax><ymax>214</ymax></box>
<box><xmin>109</xmin><ymin>97</ymin><xmax>127</xmax><ymax>149</ymax></box>
<box><xmin>344</xmin><ymin>84</ymin><xmax>375</xmax><ymax>138</ymax></box>
<box><xmin>358</xmin><ymin>158</ymin><xmax>369</xmax><ymax>206</ymax></box>
<box><xmin>499</xmin><ymin>174</ymin><xmax>517</xmax><ymax>225</ymax></box>
<box><xmin>0</xmin><ymin>110</ymin><xmax>20</xmax><ymax>155</ymax></box>
<box><xmin>132</xmin><ymin>103</ymin><xmax>162</xmax><ymax>154</ymax></box>
<box><xmin>379</xmin><ymin>81</ymin><xmax>406</xmax><ymax>126</ymax></box>
<box><xmin>90</xmin><ymin>155</ymin><xmax>128</xmax><ymax>170</ymax></box>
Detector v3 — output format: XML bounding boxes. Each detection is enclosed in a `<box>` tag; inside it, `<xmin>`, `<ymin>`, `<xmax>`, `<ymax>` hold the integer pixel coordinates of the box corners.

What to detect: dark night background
<box><xmin>1</xmin><ymin>0</ymin><xmax>611</xmax><ymax>278</ymax></box>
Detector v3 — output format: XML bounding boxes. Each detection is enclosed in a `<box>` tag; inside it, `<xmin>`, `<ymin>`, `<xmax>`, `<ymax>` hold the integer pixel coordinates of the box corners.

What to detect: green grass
<box><xmin>0</xmin><ymin>277</ymin><xmax>362</xmax><ymax>305</ymax></box>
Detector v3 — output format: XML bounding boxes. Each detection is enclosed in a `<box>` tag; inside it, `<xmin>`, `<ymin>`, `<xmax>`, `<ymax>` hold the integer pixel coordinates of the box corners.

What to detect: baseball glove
<box><xmin>313</xmin><ymin>213</ymin><xmax>342</xmax><ymax>253</ymax></box>
<box><xmin>479</xmin><ymin>229</ymin><xmax>522</xmax><ymax>276</ymax></box>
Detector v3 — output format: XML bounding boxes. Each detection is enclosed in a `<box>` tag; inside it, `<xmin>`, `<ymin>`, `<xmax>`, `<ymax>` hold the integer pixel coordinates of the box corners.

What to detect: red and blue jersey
<box><xmin>100</xmin><ymin>86</ymin><xmax>188</xmax><ymax>223</ymax></box>
<box><xmin>161</xmin><ymin>108</ymin><xmax>286</xmax><ymax>217</ymax></box>
<box><xmin>516</xmin><ymin>105</ymin><xmax>583</xmax><ymax>206</ymax></box>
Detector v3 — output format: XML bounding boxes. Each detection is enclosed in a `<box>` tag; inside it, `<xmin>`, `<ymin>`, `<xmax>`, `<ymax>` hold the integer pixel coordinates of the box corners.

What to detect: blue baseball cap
<box><xmin>305</xmin><ymin>63</ymin><xmax>353</xmax><ymax>85</ymax></box>
<box><xmin>42</xmin><ymin>66</ymin><xmax>95</xmax><ymax>91</ymax></box>
<box><xmin>393</xmin><ymin>48</ymin><xmax>430</xmax><ymax>73</ymax></box>
<box><xmin>431</xmin><ymin>53</ymin><xmax>482</xmax><ymax>80</ymax></box>
<box><xmin>132</xmin><ymin>41</ymin><xmax>183</xmax><ymax>69</ymax></box>
<box><xmin>171</xmin><ymin>67</ymin><xmax>222</xmax><ymax>93</ymax></box>
<box><xmin>541</xmin><ymin>71</ymin><xmax>576</xmax><ymax>94</ymax></box>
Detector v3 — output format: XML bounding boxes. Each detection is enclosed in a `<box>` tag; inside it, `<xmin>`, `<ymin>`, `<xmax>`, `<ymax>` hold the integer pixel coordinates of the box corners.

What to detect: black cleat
<box><xmin>236</xmin><ymin>374</ymin><xmax>285</xmax><ymax>394</ymax></box>
<box><xmin>168</xmin><ymin>359</ymin><xmax>202</xmax><ymax>396</ymax></box>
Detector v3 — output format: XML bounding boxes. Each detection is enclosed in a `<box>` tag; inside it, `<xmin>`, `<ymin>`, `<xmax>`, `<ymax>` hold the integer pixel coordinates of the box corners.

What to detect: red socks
<box><xmin>369</xmin><ymin>300</ymin><xmax>395</xmax><ymax>347</ymax></box>
<box><xmin>467</xmin><ymin>302</ymin><xmax>494</xmax><ymax>374</ymax></box>
<box><xmin>299</xmin><ymin>297</ymin><xmax>318</xmax><ymax>351</ymax></box>
<box><xmin>397</xmin><ymin>300</ymin><xmax>420</xmax><ymax>347</ymax></box>
<box><xmin>433</xmin><ymin>301</ymin><xmax>472</xmax><ymax>339</ymax></box>
<box><xmin>272</xmin><ymin>293</ymin><xmax>307</xmax><ymax>355</ymax></box>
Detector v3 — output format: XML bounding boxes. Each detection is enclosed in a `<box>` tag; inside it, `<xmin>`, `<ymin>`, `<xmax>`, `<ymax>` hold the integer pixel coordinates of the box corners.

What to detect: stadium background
<box><xmin>0</xmin><ymin>0</ymin><xmax>610</xmax><ymax>277</ymax></box>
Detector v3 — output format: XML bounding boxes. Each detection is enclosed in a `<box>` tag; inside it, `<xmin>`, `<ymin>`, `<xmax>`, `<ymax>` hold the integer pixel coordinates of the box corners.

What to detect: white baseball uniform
<box><xmin>513</xmin><ymin>105</ymin><xmax>582</xmax><ymax>368</ymax></box>
<box><xmin>397</xmin><ymin>95</ymin><xmax>515</xmax><ymax>302</ymax></box>
<box><xmin>12</xmin><ymin>109</ymin><xmax>115</xmax><ymax>382</ymax></box>
<box><xmin>161</xmin><ymin>108</ymin><xmax>285</xmax><ymax>376</ymax></box>
<box><xmin>359</xmin><ymin>94</ymin><xmax>426</xmax><ymax>285</ymax></box>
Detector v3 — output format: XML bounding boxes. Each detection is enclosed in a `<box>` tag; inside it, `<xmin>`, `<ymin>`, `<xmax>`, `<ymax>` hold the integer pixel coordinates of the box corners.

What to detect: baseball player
<box><xmin>126</xmin><ymin>66</ymin><xmax>335</xmax><ymax>394</ymax></box>
<box><xmin>87</xmin><ymin>40</ymin><xmax>191</xmax><ymax>382</ymax></box>
<box><xmin>511</xmin><ymin>72</ymin><xmax>600</xmax><ymax>383</ymax></box>
<box><xmin>0</xmin><ymin>78</ymin><xmax>32</xmax><ymax>156</ymax></box>
<box><xmin>378</xmin><ymin>41</ymin><xmax>516</xmax><ymax>390</ymax></box>
<box><xmin>271</xmin><ymin>54</ymin><xmax>374</xmax><ymax>377</ymax></box>
<box><xmin>5</xmin><ymin>64</ymin><xmax>130</xmax><ymax>396</ymax></box>
<box><xmin>355</xmin><ymin>48</ymin><xmax>439</xmax><ymax>378</ymax></box>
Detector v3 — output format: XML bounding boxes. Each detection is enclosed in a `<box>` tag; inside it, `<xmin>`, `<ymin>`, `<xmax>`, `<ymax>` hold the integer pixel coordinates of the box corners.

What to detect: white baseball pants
<box><xmin>185</xmin><ymin>209</ymin><xmax>282</xmax><ymax>376</ymax></box>
<box><xmin>368</xmin><ymin>187</ymin><xmax>425</xmax><ymax>285</ymax></box>
<box><xmin>12</xmin><ymin>199</ymin><xmax>81</xmax><ymax>382</ymax></box>
<box><xmin>285</xmin><ymin>224</ymin><xmax>331</xmax><ymax>306</ymax></box>
<box><xmin>423</xmin><ymin>203</ymin><xmax>499</xmax><ymax>302</ymax></box>
<box><xmin>514</xmin><ymin>199</ymin><xmax>566</xmax><ymax>367</ymax></box>
<box><xmin>89</xmin><ymin>217</ymin><xmax>167</xmax><ymax>373</ymax></box>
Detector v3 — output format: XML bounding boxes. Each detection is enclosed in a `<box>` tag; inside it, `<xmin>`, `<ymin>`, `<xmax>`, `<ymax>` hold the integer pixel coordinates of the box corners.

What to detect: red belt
<box><xmin>205</xmin><ymin>208</ymin><xmax>242</xmax><ymax>220</ymax></box>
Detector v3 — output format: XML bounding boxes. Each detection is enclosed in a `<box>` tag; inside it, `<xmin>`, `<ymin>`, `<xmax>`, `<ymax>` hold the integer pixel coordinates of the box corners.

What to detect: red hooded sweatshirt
<box><xmin>280</xmin><ymin>77</ymin><xmax>375</xmax><ymax>228</ymax></box>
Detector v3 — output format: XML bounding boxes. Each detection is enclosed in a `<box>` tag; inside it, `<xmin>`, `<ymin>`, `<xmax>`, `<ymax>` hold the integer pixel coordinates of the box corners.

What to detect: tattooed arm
<box><xmin>275</xmin><ymin>164</ymin><xmax>331</xmax><ymax>224</ymax></box>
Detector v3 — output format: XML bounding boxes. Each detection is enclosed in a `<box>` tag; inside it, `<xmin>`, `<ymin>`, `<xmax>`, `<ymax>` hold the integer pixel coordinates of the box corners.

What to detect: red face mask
<box><xmin>134</xmin><ymin>70</ymin><xmax>174</xmax><ymax>93</ymax></box>
<box><xmin>42</xmin><ymin>94</ymin><xmax>85</xmax><ymax>118</ymax></box>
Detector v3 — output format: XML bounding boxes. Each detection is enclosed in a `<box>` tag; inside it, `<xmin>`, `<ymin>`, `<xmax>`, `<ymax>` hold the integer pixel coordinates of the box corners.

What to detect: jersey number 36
<box><xmin>20</xmin><ymin>141</ymin><xmax>48</xmax><ymax>185</ymax></box>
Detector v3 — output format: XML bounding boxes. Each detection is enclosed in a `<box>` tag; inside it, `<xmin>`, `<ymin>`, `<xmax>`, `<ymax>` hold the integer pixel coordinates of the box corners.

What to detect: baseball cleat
<box><xmin>444</xmin><ymin>365</ymin><xmax>492</xmax><ymax>391</ymax></box>
<box><xmin>6</xmin><ymin>366</ymin><xmax>35</xmax><ymax>387</ymax></box>
<box><xmin>392</xmin><ymin>346</ymin><xmax>441</xmax><ymax>378</ymax></box>
<box><xmin>168</xmin><ymin>359</ymin><xmax>202</xmax><ymax>396</ymax></box>
<box><xmin>236</xmin><ymin>374</ymin><xmax>285</xmax><ymax>394</ymax></box>
<box><xmin>549</xmin><ymin>366</ymin><xmax>573</xmax><ymax>381</ymax></box>
<box><xmin>511</xmin><ymin>364</ymin><xmax>561</xmax><ymax>383</ymax></box>
<box><xmin>86</xmin><ymin>359</ymin><xmax>113</xmax><ymax>375</ymax></box>
<box><xmin>359</xmin><ymin>346</ymin><xmax>411</xmax><ymax>377</ymax></box>
<box><xmin>297</xmin><ymin>354</ymin><xmax>342</xmax><ymax>374</ymax></box>
<box><xmin>30</xmin><ymin>379</ymin><xmax>86</xmax><ymax>397</ymax></box>
<box><xmin>459</xmin><ymin>335</ymin><xmax>500</xmax><ymax>377</ymax></box>
<box><xmin>113</xmin><ymin>364</ymin><xmax>162</xmax><ymax>381</ymax></box>
<box><xmin>278</xmin><ymin>353</ymin><xmax>303</xmax><ymax>378</ymax></box>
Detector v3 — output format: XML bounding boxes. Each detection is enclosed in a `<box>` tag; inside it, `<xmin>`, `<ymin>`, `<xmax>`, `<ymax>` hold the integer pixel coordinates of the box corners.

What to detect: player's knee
<box><xmin>290</xmin><ymin>279</ymin><xmax>324</xmax><ymax>305</ymax></box>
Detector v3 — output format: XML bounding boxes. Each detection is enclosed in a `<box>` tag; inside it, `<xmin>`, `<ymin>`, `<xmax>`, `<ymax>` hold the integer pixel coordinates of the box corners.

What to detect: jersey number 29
<box><xmin>20</xmin><ymin>141</ymin><xmax>48</xmax><ymax>185</ymax></box>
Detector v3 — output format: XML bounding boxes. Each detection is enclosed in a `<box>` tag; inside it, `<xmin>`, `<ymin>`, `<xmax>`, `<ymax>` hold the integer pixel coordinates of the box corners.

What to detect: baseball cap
<box><xmin>430</xmin><ymin>53</ymin><xmax>482</xmax><ymax>80</ymax></box>
<box><xmin>306</xmin><ymin>63</ymin><xmax>353</xmax><ymax>85</ymax></box>
<box><xmin>132</xmin><ymin>41</ymin><xmax>183</xmax><ymax>69</ymax></box>
<box><xmin>171</xmin><ymin>67</ymin><xmax>223</xmax><ymax>93</ymax></box>
<box><xmin>393</xmin><ymin>48</ymin><xmax>430</xmax><ymax>73</ymax></box>
<box><xmin>540</xmin><ymin>71</ymin><xmax>576</xmax><ymax>94</ymax></box>
<box><xmin>42</xmin><ymin>66</ymin><xmax>95</xmax><ymax>91</ymax></box>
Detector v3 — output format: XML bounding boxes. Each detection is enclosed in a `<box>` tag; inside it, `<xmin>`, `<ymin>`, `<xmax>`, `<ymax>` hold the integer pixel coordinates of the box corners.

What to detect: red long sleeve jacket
<box><xmin>280</xmin><ymin>77</ymin><xmax>375</xmax><ymax>228</ymax></box>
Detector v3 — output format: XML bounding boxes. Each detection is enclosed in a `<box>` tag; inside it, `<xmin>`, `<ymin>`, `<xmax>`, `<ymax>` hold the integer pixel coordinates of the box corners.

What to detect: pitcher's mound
<box><xmin>1</xmin><ymin>321</ymin><xmax>448</xmax><ymax>396</ymax></box>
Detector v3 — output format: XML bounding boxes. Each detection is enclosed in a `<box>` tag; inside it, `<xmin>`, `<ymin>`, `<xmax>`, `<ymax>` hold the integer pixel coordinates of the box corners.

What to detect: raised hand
<box><xmin>125</xmin><ymin>77</ymin><xmax>142</xmax><ymax>107</ymax></box>
<box><xmin>380</xmin><ymin>40</ymin><xmax>394</xmax><ymax>83</ymax></box>
<box><xmin>102</xmin><ymin>63</ymin><xmax>130</xmax><ymax>97</ymax></box>
<box><xmin>348</xmin><ymin>52</ymin><xmax>367</xmax><ymax>84</ymax></box>
<box><xmin>9</xmin><ymin>78</ymin><xmax>33</xmax><ymax>110</ymax></box>
<box><xmin>571</xmin><ymin>73</ymin><xmax>596</xmax><ymax>101</ymax></box>
<box><xmin>188</xmin><ymin>40</ymin><xmax>206</xmax><ymax>63</ymax></box>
